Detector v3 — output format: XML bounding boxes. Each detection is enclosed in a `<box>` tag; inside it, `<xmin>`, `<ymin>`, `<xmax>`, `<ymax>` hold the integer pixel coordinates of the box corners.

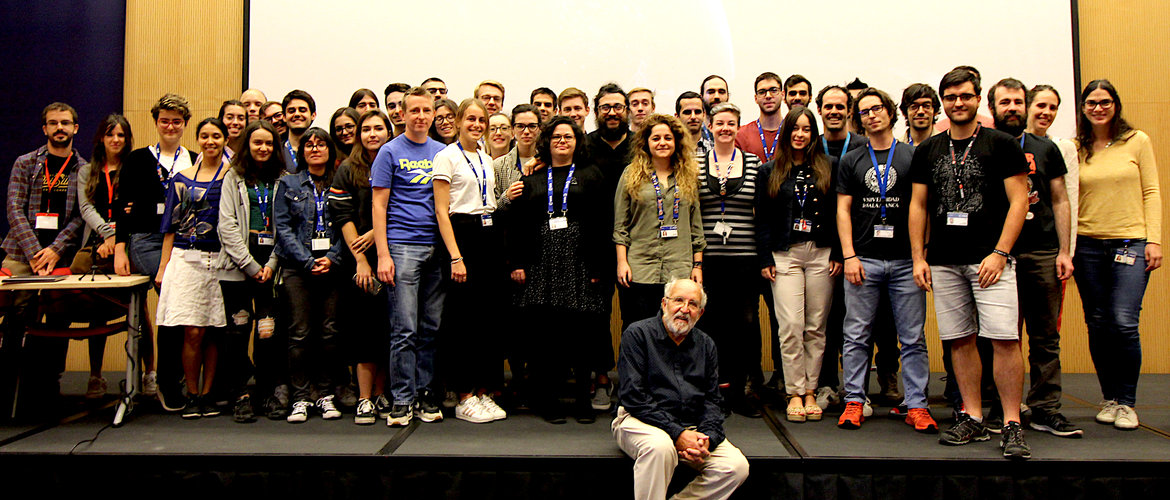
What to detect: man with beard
<box><xmin>613</xmin><ymin>278</ymin><xmax>749</xmax><ymax>500</ymax></box>
<box><xmin>530</xmin><ymin>87</ymin><xmax>557</xmax><ymax>122</ymax></box>
<box><xmin>421</xmin><ymin>77</ymin><xmax>448</xmax><ymax>102</ymax></box>
<box><xmin>700</xmin><ymin>75</ymin><xmax>729</xmax><ymax>145</ymax></box>
<box><xmin>909</xmin><ymin>68</ymin><xmax>1031</xmax><ymax>460</ymax></box>
<box><xmin>816</xmin><ymin>85</ymin><xmax>869</xmax><ymax>165</ymax></box>
<box><xmin>557</xmin><ymin>87</ymin><xmax>590</xmax><ymax>129</ymax></box>
<box><xmin>901</xmin><ymin>83</ymin><xmax>941</xmax><ymax>146</ymax></box>
<box><xmin>240</xmin><ymin>89</ymin><xmax>267</xmax><ymax>123</ymax></box>
<box><xmin>2</xmin><ymin>102</ymin><xmax>87</xmax><ymax>415</ymax></box>
<box><xmin>986</xmin><ymin>78</ymin><xmax>1079</xmax><ymax>438</ymax></box>
<box><xmin>783</xmin><ymin>74</ymin><xmax>812</xmax><ymax>111</ymax></box>
<box><xmin>474</xmin><ymin>80</ymin><xmax>506</xmax><ymax>115</ymax></box>
<box><xmin>628</xmin><ymin>87</ymin><xmax>655</xmax><ymax>133</ymax></box>
<box><xmin>281</xmin><ymin>89</ymin><xmax>317</xmax><ymax>173</ymax></box>
<box><xmin>675</xmin><ymin>91</ymin><xmax>709</xmax><ymax>154</ymax></box>
<box><xmin>261</xmin><ymin>101</ymin><xmax>287</xmax><ymax>138</ymax></box>
<box><xmin>735</xmin><ymin>72</ymin><xmax>783</xmax><ymax>162</ymax></box>
<box><xmin>384</xmin><ymin>82</ymin><xmax>410</xmax><ymax>137</ymax></box>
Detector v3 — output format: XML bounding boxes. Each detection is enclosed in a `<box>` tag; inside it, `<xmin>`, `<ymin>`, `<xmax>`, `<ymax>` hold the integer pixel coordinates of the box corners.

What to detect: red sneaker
<box><xmin>837</xmin><ymin>401</ymin><xmax>864</xmax><ymax>429</ymax></box>
<box><xmin>905</xmin><ymin>408</ymin><xmax>938</xmax><ymax>433</ymax></box>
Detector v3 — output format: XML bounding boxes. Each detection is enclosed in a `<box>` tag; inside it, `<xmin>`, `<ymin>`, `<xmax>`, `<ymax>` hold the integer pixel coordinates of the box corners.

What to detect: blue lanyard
<box><xmin>712</xmin><ymin>149</ymin><xmax>736</xmax><ymax>216</ymax></box>
<box><xmin>515</xmin><ymin>154</ymin><xmax>522</xmax><ymax>172</ymax></box>
<box><xmin>795</xmin><ymin>168</ymin><xmax>810</xmax><ymax>213</ymax></box>
<box><xmin>192</xmin><ymin>154</ymin><xmax>226</xmax><ymax>183</ymax></box>
<box><xmin>457</xmin><ymin>142</ymin><xmax>490</xmax><ymax>208</ymax></box>
<box><xmin>820</xmin><ymin>132</ymin><xmax>851</xmax><ymax>158</ymax></box>
<box><xmin>313</xmin><ymin>184</ymin><xmax>326</xmax><ymax>233</ymax></box>
<box><xmin>154</xmin><ymin>143</ymin><xmax>181</xmax><ymax>181</ymax></box>
<box><xmin>756</xmin><ymin>120</ymin><xmax>781</xmax><ymax>161</ymax></box>
<box><xmin>253</xmin><ymin>184</ymin><xmax>270</xmax><ymax>229</ymax></box>
<box><xmin>547</xmin><ymin>164</ymin><xmax>575</xmax><ymax>216</ymax></box>
<box><xmin>650</xmin><ymin>172</ymin><xmax>680</xmax><ymax>225</ymax></box>
<box><xmin>1019</xmin><ymin>133</ymin><xmax>1026</xmax><ymax>149</ymax></box>
<box><xmin>285</xmin><ymin>140</ymin><xmax>297</xmax><ymax>166</ymax></box>
<box><xmin>701</xmin><ymin>125</ymin><xmax>714</xmax><ymax>144</ymax></box>
<box><xmin>866</xmin><ymin>141</ymin><xmax>897</xmax><ymax>222</ymax></box>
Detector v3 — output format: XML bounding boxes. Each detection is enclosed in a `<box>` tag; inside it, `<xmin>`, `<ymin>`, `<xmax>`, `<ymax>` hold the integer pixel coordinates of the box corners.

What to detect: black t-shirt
<box><xmin>38</xmin><ymin>153</ymin><xmax>73</xmax><ymax>248</ymax></box>
<box><xmin>909</xmin><ymin>127</ymin><xmax>1029</xmax><ymax>265</ymax></box>
<box><xmin>837</xmin><ymin>141</ymin><xmax>917</xmax><ymax>260</ymax></box>
<box><xmin>1013</xmin><ymin>133</ymin><xmax>1068</xmax><ymax>254</ymax></box>
<box><xmin>816</xmin><ymin>133</ymin><xmax>869</xmax><ymax>175</ymax></box>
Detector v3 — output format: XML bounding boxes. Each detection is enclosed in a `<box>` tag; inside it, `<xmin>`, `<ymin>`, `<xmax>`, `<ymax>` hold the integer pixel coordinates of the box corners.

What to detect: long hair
<box><xmin>346</xmin><ymin>110</ymin><xmax>391</xmax><ymax>187</ymax></box>
<box><xmin>87</xmin><ymin>114</ymin><xmax>133</xmax><ymax>203</ymax></box>
<box><xmin>623</xmin><ymin>114</ymin><xmax>699</xmax><ymax>203</ymax></box>
<box><xmin>1075</xmin><ymin>79</ymin><xmax>1134</xmax><ymax>163</ymax></box>
<box><xmin>429</xmin><ymin>98</ymin><xmax>459</xmax><ymax>144</ymax></box>
<box><xmin>231</xmin><ymin>120</ymin><xmax>286</xmax><ymax>185</ymax></box>
<box><xmin>767</xmin><ymin>107</ymin><xmax>831</xmax><ymax>197</ymax></box>
<box><xmin>534</xmin><ymin>116</ymin><xmax>588</xmax><ymax>167</ymax></box>
<box><xmin>296</xmin><ymin>127</ymin><xmax>338</xmax><ymax>188</ymax></box>
<box><xmin>330</xmin><ymin>107</ymin><xmax>361</xmax><ymax>157</ymax></box>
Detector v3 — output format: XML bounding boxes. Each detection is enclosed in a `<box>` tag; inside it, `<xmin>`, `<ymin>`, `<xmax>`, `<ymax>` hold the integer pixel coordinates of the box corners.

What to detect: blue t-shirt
<box><xmin>370</xmin><ymin>134</ymin><xmax>445</xmax><ymax>245</ymax></box>
<box><xmin>160</xmin><ymin>170</ymin><xmax>224</xmax><ymax>251</ymax></box>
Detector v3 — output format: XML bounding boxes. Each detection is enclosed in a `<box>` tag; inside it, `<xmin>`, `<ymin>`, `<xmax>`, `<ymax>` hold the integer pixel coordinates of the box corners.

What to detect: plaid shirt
<box><xmin>3</xmin><ymin>145</ymin><xmax>86</xmax><ymax>262</ymax></box>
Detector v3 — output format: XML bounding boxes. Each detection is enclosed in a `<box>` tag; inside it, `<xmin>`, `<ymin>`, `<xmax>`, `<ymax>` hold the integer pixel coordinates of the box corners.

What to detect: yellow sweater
<box><xmin>1076</xmin><ymin>130</ymin><xmax>1161</xmax><ymax>244</ymax></box>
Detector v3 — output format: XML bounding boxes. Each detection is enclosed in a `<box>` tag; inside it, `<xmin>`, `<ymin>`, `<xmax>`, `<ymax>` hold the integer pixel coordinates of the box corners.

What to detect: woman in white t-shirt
<box><xmin>433</xmin><ymin>98</ymin><xmax>509</xmax><ymax>424</ymax></box>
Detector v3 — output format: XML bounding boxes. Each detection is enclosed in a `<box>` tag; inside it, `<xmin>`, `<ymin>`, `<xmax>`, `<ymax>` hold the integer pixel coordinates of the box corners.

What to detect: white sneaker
<box><xmin>479</xmin><ymin>394</ymin><xmax>507</xmax><ymax>421</ymax></box>
<box><xmin>287</xmin><ymin>401</ymin><xmax>310</xmax><ymax>423</ymax></box>
<box><xmin>141</xmin><ymin>371</ymin><xmax>158</xmax><ymax>396</ymax></box>
<box><xmin>591</xmin><ymin>383</ymin><xmax>612</xmax><ymax>411</ymax></box>
<box><xmin>86</xmin><ymin>376</ymin><xmax>107</xmax><ymax>399</ymax></box>
<box><xmin>316</xmin><ymin>395</ymin><xmax>342</xmax><ymax>420</ymax></box>
<box><xmin>1096</xmin><ymin>400</ymin><xmax>1120</xmax><ymax>424</ymax></box>
<box><xmin>1114</xmin><ymin>405</ymin><xmax>1139</xmax><ymax>430</ymax></box>
<box><xmin>455</xmin><ymin>397</ymin><xmax>494</xmax><ymax>423</ymax></box>
<box><xmin>862</xmin><ymin>397</ymin><xmax>874</xmax><ymax>418</ymax></box>
<box><xmin>815</xmin><ymin>386</ymin><xmax>838</xmax><ymax>410</ymax></box>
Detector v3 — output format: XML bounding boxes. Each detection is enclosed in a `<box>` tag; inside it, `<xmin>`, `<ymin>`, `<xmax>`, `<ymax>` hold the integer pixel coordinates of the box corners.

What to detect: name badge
<box><xmin>714</xmin><ymin>221</ymin><xmax>733</xmax><ymax>244</ymax></box>
<box><xmin>946</xmin><ymin>212</ymin><xmax>969</xmax><ymax>226</ymax></box>
<box><xmin>660</xmin><ymin>225</ymin><xmax>679</xmax><ymax>238</ymax></box>
<box><xmin>793</xmin><ymin>219</ymin><xmax>813</xmax><ymax>233</ymax></box>
<box><xmin>481</xmin><ymin>213</ymin><xmax>493</xmax><ymax>227</ymax></box>
<box><xmin>156</xmin><ymin>203</ymin><xmax>166</xmax><ymax>215</ymax></box>
<box><xmin>874</xmin><ymin>225</ymin><xmax>895</xmax><ymax>239</ymax></box>
<box><xmin>311</xmin><ymin>238</ymin><xmax>330</xmax><ymax>251</ymax></box>
<box><xmin>549</xmin><ymin>216</ymin><xmax>568</xmax><ymax>230</ymax></box>
<box><xmin>1114</xmin><ymin>249</ymin><xmax>1137</xmax><ymax>266</ymax></box>
<box><xmin>257</xmin><ymin>233</ymin><xmax>274</xmax><ymax>246</ymax></box>
<box><xmin>34</xmin><ymin>213</ymin><xmax>59</xmax><ymax>230</ymax></box>
<box><xmin>184</xmin><ymin>250</ymin><xmax>204</xmax><ymax>263</ymax></box>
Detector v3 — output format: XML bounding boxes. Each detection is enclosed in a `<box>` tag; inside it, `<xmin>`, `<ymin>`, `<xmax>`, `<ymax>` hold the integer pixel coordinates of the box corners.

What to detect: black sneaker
<box><xmin>985</xmin><ymin>405</ymin><xmax>1004</xmax><ymax>435</ymax></box>
<box><xmin>200</xmin><ymin>396</ymin><xmax>221</xmax><ymax>418</ymax></box>
<box><xmin>181</xmin><ymin>397</ymin><xmax>201</xmax><ymax>419</ymax></box>
<box><xmin>1029</xmin><ymin>411</ymin><xmax>1084</xmax><ymax>438</ymax></box>
<box><xmin>939</xmin><ymin>413</ymin><xmax>989</xmax><ymax>445</ymax></box>
<box><xmin>374</xmin><ymin>394</ymin><xmax>392</xmax><ymax>419</ymax></box>
<box><xmin>354</xmin><ymin>398</ymin><xmax>377</xmax><ymax>425</ymax></box>
<box><xmin>414</xmin><ymin>399</ymin><xmax>444</xmax><ymax>423</ymax></box>
<box><xmin>233</xmin><ymin>395</ymin><xmax>256</xmax><ymax>423</ymax></box>
<box><xmin>158</xmin><ymin>381</ymin><xmax>186</xmax><ymax>413</ymax></box>
<box><xmin>1001</xmin><ymin>421</ymin><xmax>1032</xmax><ymax>460</ymax></box>
<box><xmin>574</xmin><ymin>399</ymin><xmax>596</xmax><ymax>424</ymax></box>
<box><xmin>386</xmin><ymin>403</ymin><xmax>412</xmax><ymax>427</ymax></box>
<box><xmin>265</xmin><ymin>396</ymin><xmax>289</xmax><ymax>420</ymax></box>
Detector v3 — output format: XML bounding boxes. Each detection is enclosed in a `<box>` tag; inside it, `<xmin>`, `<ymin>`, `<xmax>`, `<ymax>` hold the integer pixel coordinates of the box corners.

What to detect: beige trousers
<box><xmin>770</xmin><ymin>241</ymin><xmax>834</xmax><ymax>395</ymax></box>
<box><xmin>611</xmin><ymin>407</ymin><xmax>749</xmax><ymax>500</ymax></box>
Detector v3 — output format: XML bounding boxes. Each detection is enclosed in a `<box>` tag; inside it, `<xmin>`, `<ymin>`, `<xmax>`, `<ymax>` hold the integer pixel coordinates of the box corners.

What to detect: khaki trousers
<box><xmin>770</xmin><ymin>241</ymin><xmax>834</xmax><ymax>395</ymax></box>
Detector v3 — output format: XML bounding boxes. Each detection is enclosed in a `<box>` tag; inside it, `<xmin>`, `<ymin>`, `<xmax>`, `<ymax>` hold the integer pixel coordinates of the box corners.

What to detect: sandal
<box><xmin>804</xmin><ymin>394</ymin><xmax>822</xmax><ymax>421</ymax></box>
<box><xmin>786</xmin><ymin>396</ymin><xmax>806</xmax><ymax>423</ymax></box>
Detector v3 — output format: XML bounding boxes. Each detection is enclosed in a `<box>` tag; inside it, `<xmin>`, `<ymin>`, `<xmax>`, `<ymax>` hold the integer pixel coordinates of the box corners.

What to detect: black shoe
<box><xmin>415</xmin><ymin>399</ymin><xmax>444</xmax><ymax>423</ymax></box>
<box><xmin>985</xmin><ymin>405</ymin><xmax>1004</xmax><ymax>434</ymax></box>
<box><xmin>386</xmin><ymin>404</ymin><xmax>413</xmax><ymax>427</ymax></box>
<box><xmin>1029</xmin><ymin>411</ymin><xmax>1084</xmax><ymax>438</ymax></box>
<box><xmin>541</xmin><ymin>401</ymin><xmax>567</xmax><ymax>424</ymax></box>
<box><xmin>265</xmin><ymin>396</ymin><xmax>289</xmax><ymax>420</ymax></box>
<box><xmin>940</xmin><ymin>413</ymin><xmax>989</xmax><ymax>445</ymax></box>
<box><xmin>181</xmin><ymin>397</ymin><xmax>201</xmax><ymax>419</ymax></box>
<box><xmin>158</xmin><ymin>381</ymin><xmax>185</xmax><ymax>413</ymax></box>
<box><xmin>731</xmin><ymin>399</ymin><xmax>762</xmax><ymax>418</ymax></box>
<box><xmin>888</xmin><ymin>404</ymin><xmax>909</xmax><ymax>418</ymax></box>
<box><xmin>200</xmin><ymin>396</ymin><xmax>221</xmax><ymax>418</ymax></box>
<box><xmin>374</xmin><ymin>394</ymin><xmax>392</xmax><ymax>419</ymax></box>
<box><xmin>233</xmin><ymin>395</ymin><xmax>256</xmax><ymax>423</ymax></box>
<box><xmin>574</xmin><ymin>400</ymin><xmax>596</xmax><ymax>424</ymax></box>
<box><xmin>1000</xmin><ymin>421</ymin><xmax>1032</xmax><ymax>460</ymax></box>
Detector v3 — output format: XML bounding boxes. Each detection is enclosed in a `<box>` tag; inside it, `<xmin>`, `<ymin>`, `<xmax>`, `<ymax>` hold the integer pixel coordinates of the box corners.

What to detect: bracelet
<box><xmin>451</xmin><ymin>257</ymin><xmax>464</xmax><ymax>264</ymax></box>
<box><xmin>692</xmin><ymin>261</ymin><xmax>703</xmax><ymax>268</ymax></box>
<box><xmin>992</xmin><ymin>249</ymin><xmax>1010</xmax><ymax>258</ymax></box>
<box><xmin>843</xmin><ymin>255</ymin><xmax>858</xmax><ymax>260</ymax></box>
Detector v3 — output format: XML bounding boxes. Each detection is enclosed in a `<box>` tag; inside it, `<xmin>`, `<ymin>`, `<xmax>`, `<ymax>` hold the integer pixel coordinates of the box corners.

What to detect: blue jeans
<box><xmin>1073</xmin><ymin>237</ymin><xmax>1149</xmax><ymax>407</ymax></box>
<box><xmin>841</xmin><ymin>258</ymin><xmax>929</xmax><ymax>408</ymax></box>
<box><xmin>128</xmin><ymin>232</ymin><xmax>165</xmax><ymax>282</ymax></box>
<box><xmin>387</xmin><ymin>243</ymin><xmax>445</xmax><ymax>406</ymax></box>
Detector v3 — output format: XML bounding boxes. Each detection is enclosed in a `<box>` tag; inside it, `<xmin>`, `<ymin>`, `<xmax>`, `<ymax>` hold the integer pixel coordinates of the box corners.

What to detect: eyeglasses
<box><xmin>513</xmin><ymin>123</ymin><xmax>539</xmax><ymax>132</ymax></box>
<box><xmin>550</xmin><ymin>134</ymin><xmax>575</xmax><ymax>143</ymax></box>
<box><xmin>941</xmin><ymin>93</ymin><xmax>978</xmax><ymax>103</ymax></box>
<box><xmin>598</xmin><ymin>104</ymin><xmax>626</xmax><ymax>113</ymax></box>
<box><xmin>756</xmin><ymin>87</ymin><xmax>781</xmax><ymax>97</ymax></box>
<box><xmin>489</xmin><ymin>125</ymin><xmax>511</xmax><ymax>133</ymax></box>
<box><xmin>435</xmin><ymin>115</ymin><xmax>455</xmax><ymax>124</ymax></box>
<box><xmin>667</xmin><ymin>296</ymin><xmax>701</xmax><ymax>310</ymax></box>
<box><xmin>46</xmin><ymin>120</ymin><xmax>75</xmax><ymax>127</ymax></box>
<box><xmin>426</xmin><ymin>88</ymin><xmax>448</xmax><ymax>95</ymax></box>
<box><xmin>1084</xmin><ymin>99</ymin><xmax>1115</xmax><ymax>110</ymax></box>
<box><xmin>908</xmin><ymin>102</ymin><xmax>934</xmax><ymax>112</ymax></box>
<box><xmin>857</xmin><ymin>105</ymin><xmax>886</xmax><ymax>117</ymax></box>
<box><xmin>480</xmin><ymin>95</ymin><xmax>502</xmax><ymax>103</ymax></box>
<box><xmin>304</xmin><ymin>142</ymin><xmax>329</xmax><ymax>151</ymax></box>
<box><xmin>335</xmin><ymin>123</ymin><xmax>356</xmax><ymax>132</ymax></box>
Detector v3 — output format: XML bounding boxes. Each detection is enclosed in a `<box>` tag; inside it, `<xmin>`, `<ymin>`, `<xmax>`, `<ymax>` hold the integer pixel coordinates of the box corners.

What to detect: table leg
<box><xmin>114</xmin><ymin>287</ymin><xmax>142</xmax><ymax>426</ymax></box>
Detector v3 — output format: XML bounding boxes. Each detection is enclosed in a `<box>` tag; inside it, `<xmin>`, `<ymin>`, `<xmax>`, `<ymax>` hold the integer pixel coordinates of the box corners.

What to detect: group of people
<box><xmin>1</xmin><ymin>65</ymin><xmax>1158</xmax><ymax>498</ymax></box>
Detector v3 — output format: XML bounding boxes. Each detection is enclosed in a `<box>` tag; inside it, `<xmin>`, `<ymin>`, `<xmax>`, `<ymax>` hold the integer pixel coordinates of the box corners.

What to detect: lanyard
<box><xmin>104</xmin><ymin>163</ymin><xmax>116</xmax><ymax>220</ymax></box>
<box><xmin>867</xmin><ymin>141</ymin><xmax>897</xmax><ymax>222</ymax></box>
<box><xmin>820</xmin><ymin>132</ymin><xmax>851</xmax><ymax>158</ymax></box>
<box><xmin>457</xmin><ymin>143</ymin><xmax>490</xmax><ymax>208</ymax></box>
<box><xmin>313</xmin><ymin>183</ymin><xmax>326</xmax><ymax>233</ymax></box>
<box><xmin>701</xmin><ymin>125</ymin><xmax>714</xmax><ymax>144</ymax></box>
<box><xmin>547</xmin><ymin>164</ymin><xmax>575</xmax><ymax>216</ymax></box>
<box><xmin>948</xmin><ymin>125</ymin><xmax>981</xmax><ymax>200</ymax></box>
<box><xmin>154</xmin><ymin>144</ymin><xmax>180</xmax><ymax>181</ymax></box>
<box><xmin>42</xmin><ymin>150</ymin><xmax>73</xmax><ymax>213</ymax></box>
<box><xmin>285</xmin><ymin>140</ymin><xmax>297</xmax><ymax>166</ymax></box>
<box><xmin>253</xmin><ymin>183</ymin><xmax>271</xmax><ymax>229</ymax></box>
<box><xmin>1019</xmin><ymin>133</ymin><xmax>1026</xmax><ymax>149</ymax></box>
<box><xmin>515</xmin><ymin>154</ymin><xmax>522</xmax><ymax>172</ymax></box>
<box><xmin>712</xmin><ymin>148</ymin><xmax>736</xmax><ymax>216</ymax></box>
<box><xmin>756</xmin><ymin>120</ymin><xmax>781</xmax><ymax>161</ymax></box>
<box><xmin>192</xmin><ymin>154</ymin><xmax>226</xmax><ymax>183</ymax></box>
<box><xmin>907</xmin><ymin>131</ymin><xmax>914</xmax><ymax>147</ymax></box>
<box><xmin>794</xmin><ymin>166</ymin><xmax>810</xmax><ymax>214</ymax></box>
<box><xmin>651</xmin><ymin>172</ymin><xmax>680</xmax><ymax>225</ymax></box>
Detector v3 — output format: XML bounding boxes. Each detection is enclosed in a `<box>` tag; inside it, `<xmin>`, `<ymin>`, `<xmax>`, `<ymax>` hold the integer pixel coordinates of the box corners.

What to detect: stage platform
<box><xmin>2</xmin><ymin>373</ymin><xmax>1168</xmax><ymax>498</ymax></box>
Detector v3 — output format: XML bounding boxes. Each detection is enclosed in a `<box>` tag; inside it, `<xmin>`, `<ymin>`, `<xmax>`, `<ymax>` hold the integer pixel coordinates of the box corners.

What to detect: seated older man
<box><xmin>612</xmin><ymin>278</ymin><xmax>749</xmax><ymax>500</ymax></box>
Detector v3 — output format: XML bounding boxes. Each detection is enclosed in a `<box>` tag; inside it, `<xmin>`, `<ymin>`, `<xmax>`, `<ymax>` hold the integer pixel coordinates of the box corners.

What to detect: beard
<box><xmin>663</xmin><ymin>311</ymin><xmax>697</xmax><ymax>337</ymax></box>
<box><xmin>993</xmin><ymin>112</ymin><xmax>1026</xmax><ymax>137</ymax></box>
<box><xmin>289</xmin><ymin>125</ymin><xmax>309</xmax><ymax>136</ymax></box>
<box><xmin>48</xmin><ymin>135</ymin><xmax>72</xmax><ymax>149</ymax></box>
<box><xmin>599</xmin><ymin>119</ymin><xmax>629</xmax><ymax>141</ymax></box>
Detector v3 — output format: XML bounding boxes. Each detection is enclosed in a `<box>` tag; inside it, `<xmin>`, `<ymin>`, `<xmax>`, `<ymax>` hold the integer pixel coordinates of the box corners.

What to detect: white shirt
<box><xmin>150</xmin><ymin>144</ymin><xmax>193</xmax><ymax>178</ymax></box>
<box><xmin>432</xmin><ymin>142</ymin><xmax>497</xmax><ymax>215</ymax></box>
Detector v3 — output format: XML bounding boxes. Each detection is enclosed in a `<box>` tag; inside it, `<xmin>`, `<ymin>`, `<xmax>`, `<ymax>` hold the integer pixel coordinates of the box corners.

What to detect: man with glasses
<box><xmin>784</xmin><ymin>74</ymin><xmax>813</xmax><ymax>111</ymax></box>
<box><xmin>474</xmin><ymin>80</ymin><xmax>506</xmax><ymax>115</ymax></box>
<box><xmin>530</xmin><ymin>87</ymin><xmax>557</xmax><ymax>122</ymax></box>
<box><xmin>613</xmin><ymin>278</ymin><xmax>749</xmax><ymax>500</ymax></box>
<box><xmin>421</xmin><ymin>77</ymin><xmax>447</xmax><ymax>102</ymax></box>
<box><xmin>282</xmin><ymin>89</ymin><xmax>317</xmax><ymax>172</ymax></box>
<box><xmin>261</xmin><ymin>101</ymin><xmax>287</xmax><ymax>138</ymax></box>
<box><xmin>384</xmin><ymin>82</ymin><xmax>411</xmax><ymax>137</ymax></box>
<box><xmin>675</xmin><ymin>91</ymin><xmax>710</xmax><ymax>154</ymax></box>
<box><xmin>628</xmin><ymin>87</ymin><xmax>656</xmax><ymax>133</ymax></box>
<box><xmin>908</xmin><ymin>68</ymin><xmax>1032</xmax><ymax>460</ymax></box>
<box><xmin>901</xmin><ymin>83</ymin><xmax>941</xmax><ymax>146</ymax></box>
<box><xmin>736</xmin><ymin>72</ymin><xmax>784</xmax><ymax>162</ymax></box>
<box><xmin>557</xmin><ymin>87</ymin><xmax>590</xmax><ymax>129</ymax></box>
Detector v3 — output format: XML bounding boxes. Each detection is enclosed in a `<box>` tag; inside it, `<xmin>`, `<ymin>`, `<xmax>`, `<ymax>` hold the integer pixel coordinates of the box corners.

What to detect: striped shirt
<box><xmin>697</xmin><ymin>149</ymin><xmax>760</xmax><ymax>257</ymax></box>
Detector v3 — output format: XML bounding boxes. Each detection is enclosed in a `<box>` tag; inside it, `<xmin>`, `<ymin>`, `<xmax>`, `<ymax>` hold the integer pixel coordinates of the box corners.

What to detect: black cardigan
<box><xmin>115</xmin><ymin>146</ymin><xmax>199</xmax><ymax>243</ymax></box>
<box><xmin>753</xmin><ymin>159</ymin><xmax>841</xmax><ymax>269</ymax></box>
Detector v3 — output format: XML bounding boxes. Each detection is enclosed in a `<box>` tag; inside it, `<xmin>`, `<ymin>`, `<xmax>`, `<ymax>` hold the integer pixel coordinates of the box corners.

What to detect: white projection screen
<box><xmin>247</xmin><ymin>0</ymin><xmax>1079</xmax><ymax>139</ymax></box>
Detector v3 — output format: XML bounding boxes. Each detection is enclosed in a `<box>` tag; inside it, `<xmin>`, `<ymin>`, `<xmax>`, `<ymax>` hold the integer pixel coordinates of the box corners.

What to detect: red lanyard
<box><xmin>42</xmin><ymin>150</ymin><xmax>73</xmax><ymax>212</ymax></box>
<box><xmin>104</xmin><ymin>163</ymin><xmax>115</xmax><ymax>220</ymax></box>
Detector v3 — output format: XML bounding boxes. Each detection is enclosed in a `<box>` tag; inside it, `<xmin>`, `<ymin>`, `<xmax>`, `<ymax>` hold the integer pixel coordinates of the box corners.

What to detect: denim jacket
<box><xmin>273</xmin><ymin>170</ymin><xmax>344</xmax><ymax>271</ymax></box>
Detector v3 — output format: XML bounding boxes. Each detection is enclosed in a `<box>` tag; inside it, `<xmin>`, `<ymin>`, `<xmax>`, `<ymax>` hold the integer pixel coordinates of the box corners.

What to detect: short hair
<box><xmin>534</xmin><ymin>115</ymin><xmax>588</xmax><ymax>166</ymax></box>
<box><xmin>674</xmin><ymin>91</ymin><xmax>706</xmax><ymax>115</ymax></box>
<box><xmin>784</xmin><ymin>74</ymin><xmax>811</xmax><ymax>92</ymax></box>
<box><xmin>628</xmin><ymin>87</ymin><xmax>655</xmax><ymax>99</ymax></box>
<box><xmin>261</xmin><ymin>101</ymin><xmax>282</xmax><ymax>115</ymax></box>
<box><xmin>939</xmin><ymin>68</ymin><xmax>981</xmax><ymax>95</ymax></box>
<box><xmin>754</xmin><ymin>72</ymin><xmax>781</xmax><ymax>90</ymax></box>
<box><xmin>421</xmin><ymin>77</ymin><xmax>445</xmax><ymax>86</ymax></box>
<box><xmin>953</xmin><ymin>65</ymin><xmax>982</xmax><ymax>79</ymax></box>
<box><xmin>557</xmin><ymin>87</ymin><xmax>588</xmax><ymax>109</ymax></box>
<box><xmin>475</xmin><ymin>80</ymin><xmax>505</xmax><ymax>98</ymax></box>
<box><xmin>530</xmin><ymin>87</ymin><xmax>556</xmax><ymax>104</ymax></box>
<box><xmin>510</xmin><ymin>103</ymin><xmax>541</xmax><ymax>125</ymax></box>
<box><xmin>700</xmin><ymin>75</ymin><xmax>727</xmax><ymax>94</ymax></box>
<box><xmin>593</xmin><ymin>82</ymin><xmax>628</xmax><ymax>110</ymax></box>
<box><xmin>217</xmin><ymin>100</ymin><xmax>245</xmax><ymax>121</ymax></box>
<box><xmin>383</xmin><ymin>82</ymin><xmax>410</xmax><ymax>100</ymax></box>
<box><xmin>42</xmin><ymin>102</ymin><xmax>79</xmax><ymax>125</ymax></box>
<box><xmin>1028</xmin><ymin>84</ymin><xmax>1061</xmax><ymax>106</ymax></box>
<box><xmin>282</xmin><ymin>89</ymin><xmax>316</xmax><ymax>114</ymax></box>
<box><xmin>151</xmin><ymin>93</ymin><xmax>191</xmax><ymax>122</ymax></box>
<box><xmin>348</xmin><ymin>88</ymin><xmax>379</xmax><ymax>109</ymax></box>
<box><xmin>845</xmin><ymin>78</ymin><xmax>868</xmax><ymax>91</ymax></box>
<box><xmin>855</xmin><ymin>87</ymin><xmax>899</xmax><ymax>128</ymax></box>
<box><xmin>663</xmin><ymin>278</ymin><xmax>707</xmax><ymax>309</ymax></box>
<box><xmin>401</xmin><ymin>86</ymin><xmax>434</xmax><ymax>110</ymax></box>
<box><xmin>709</xmin><ymin>102</ymin><xmax>741</xmax><ymax>124</ymax></box>
<box><xmin>899</xmin><ymin>83</ymin><xmax>941</xmax><ymax>118</ymax></box>
<box><xmin>988</xmin><ymin>77</ymin><xmax>1028</xmax><ymax>109</ymax></box>
<box><xmin>815</xmin><ymin>85</ymin><xmax>853</xmax><ymax>111</ymax></box>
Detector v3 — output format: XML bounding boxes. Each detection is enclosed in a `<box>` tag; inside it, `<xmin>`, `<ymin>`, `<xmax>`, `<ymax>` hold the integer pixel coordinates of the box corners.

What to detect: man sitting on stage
<box><xmin>612</xmin><ymin>279</ymin><xmax>749</xmax><ymax>500</ymax></box>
